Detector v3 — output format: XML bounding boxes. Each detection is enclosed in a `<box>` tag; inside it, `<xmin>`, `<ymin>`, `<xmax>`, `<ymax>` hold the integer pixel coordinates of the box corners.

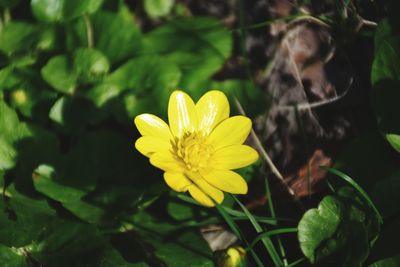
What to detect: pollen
<box><xmin>172</xmin><ymin>132</ymin><xmax>214</xmax><ymax>173</ymax></box>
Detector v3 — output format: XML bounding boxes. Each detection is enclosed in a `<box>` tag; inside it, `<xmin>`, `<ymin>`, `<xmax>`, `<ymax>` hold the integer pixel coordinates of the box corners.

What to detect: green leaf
<box><xmin>385</xmin><ymin>133</ymin><xmax>400</xmax><ymax>153</ymax></box>
<box><xmin>131</xmin><ymin>211</ymin><xmax>214</xmax><ymax>267</ymax></box>
<box><xmin>69</xmin><ymin>10</ymin><xmax>142</xmax><ymax>63</ymax></box>
<box><xmin>0</xmin><ymin>22</ymin><xmax>39</xmax><ymax>56</ymax></box>
<box><xmin>41</xmin><ymin>55</ymin><xmax>78</xmax><ymax>94</ymax></box>
<box><xmin>31</xmin><ymin>0</ymin><xmax>104</xmax><ymax>22</ymax></box>
<box><xmin>322</xmin><ymin>167</ymin><xmax>383</xmax><ymax>224</ymax></box>
<box><xmin>107</xmin><ymin>55</ymin><xmax>181</xmax><ymax>120</ymax></box>
<box><xmin>370</xmin><ymin>255</ymin><xmax>400</xmax><ymax>267</ymax></box>
<box><xmin>0</xmin><ymin>100</ymin><xmax>31</xmax><ymax>171</ymax></box>
<box><xmin>0</xmin><ymin>185</ymin><xmax>57</xmax><ymax>247</ymax></box>
<box><xmin>167</xmin><ymin>201</ymin><xmax>195</xmax><ymax>221</ymax></box>
<box><xmin>83</xmin><ymin>83</ymin><xmax>120</xmax><ymax>108</ymax></box>
<box><xmin>374</xmin><ymin>17</ymin><xmax>400</xmax><ymax>54</ymax></box>
<box><xmin>297</xmin><ymin>193</ymin><xmax>373</xmax><ymax>266</ymax></box>
<box><xmin>371</xmin><ymin>37</ymin><xmax>400</xmax><ymax>85</ymax></box>
<box><xmin>33</xmin><ymin>164</ymin><xmax>104</xmax><ymax>224</ymax></box>
<box><xmin>142</xmin><ymin>17</ymin><xmax>232</xmax><ymax>90</ymax></box>
<box><xmin>73</xmin><ymin>47</ymin><xmax>110</xmax><ymax>83</ymax></box>
<box><xmin>106</xmin><ymin>55</ymin><xmax>181</xmax><ymax>97</ymax></box>
<box><xmin>0</xmin><ymin>66</ymin><xmax>21</xmax><ymax>90</ymax></box>
<box><xmin>0</xmin><ymin>138</ymin><xmax>16</xmax><ymax>170</ymax></box>
<box><xmin>0</xmin><ymin>244</ymin><xmax>28</xmax><ymax>267</ymax></box>
<box><xmin>31</xmin><ymin>220</ymin><xmax>105</xmax><ymax>265</ymax></box>
<box><xmin>144</xmin><ymin>0</ymin><xmax>174</xmax><ymax>18</ymax></box>
<box><xmin>298</xmin><ymin>196</ymin><xmax>341</xmax><ymax>263</ymax></box>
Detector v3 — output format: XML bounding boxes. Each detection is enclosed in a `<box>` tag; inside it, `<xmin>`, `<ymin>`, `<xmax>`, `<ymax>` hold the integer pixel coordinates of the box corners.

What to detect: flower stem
<box><xmin>83</xmin><ymin>13</ymin><xmax>94</xmax><ymax>48</ymax></box>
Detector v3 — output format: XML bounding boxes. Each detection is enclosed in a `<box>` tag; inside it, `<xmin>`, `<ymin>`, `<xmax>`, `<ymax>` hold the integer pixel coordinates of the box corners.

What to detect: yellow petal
<box><xmin>203</xmin><ymin>169</ymin><xmax>248</xmax><ymax>194</ymax></box>
<box><xmin>208</xmin><ymin>116</ymin><xmax>252</xmax><ymax>149</ymax></box>
<box><xmin>135</xmin><ymin>136</ymin><xmax>171</xmax><ymax>157</ymax></box>
<box><xmin>196</xmin><ymin>90</ymin><xmax>230</xmax><ymax>134</ymax></box>
<box><xmin>188</xmin><ymin>185</ymin><xmax>214</xmax><ymax>207</ymax></box>
<box><xmin>134</xmin><ymin>114</ymin><xmax>172</xmax><ymax>141</ymax></box>
<box><xmin>164</xmin><ymin>172</ymin><xmax>192</xmax><ymax>192</ymax></box>
<box><xmin>150</xmin><ymin>151</ymin><xmax>183</xmax><ymax>172</ymax></box>
<box><xmin>212</xmin><ymin>145</ymin><xmax>259</xmax><ymax>170</ymax></box>
<box><xmin>186</xmin><ymin>172</ymin><xmax>224</xmax><ymax>205</ymax></box>
<box><xmin>168</xmin><ymin>90</ymin><xmax>197</xmax><ymax>138</ymax></box>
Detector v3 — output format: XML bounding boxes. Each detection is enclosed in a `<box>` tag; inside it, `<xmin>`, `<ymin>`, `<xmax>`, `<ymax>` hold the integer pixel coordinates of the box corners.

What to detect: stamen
<box><xmin>172</xmin><ymin>132</ymin><xmax>214</xmax><ymax>172</ymax></box>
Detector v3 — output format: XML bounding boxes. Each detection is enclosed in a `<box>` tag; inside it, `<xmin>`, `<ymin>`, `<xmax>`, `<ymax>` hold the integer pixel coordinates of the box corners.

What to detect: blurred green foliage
<box><xmin>0</xmin><ymin>0</ymin><xmax>264</xmax><ymax>266</ymax></box>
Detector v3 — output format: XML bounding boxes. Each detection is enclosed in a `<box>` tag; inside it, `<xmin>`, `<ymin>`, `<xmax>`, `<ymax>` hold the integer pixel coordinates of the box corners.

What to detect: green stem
<box><xmin>83</xmin><ymin>13</ymin><xmax>94</xmax><ymax>48</ymax></box>
<box><xmin>232</xmin><ymin>195</ymin><xmax>283</xmax><ymax>267</ymax></box>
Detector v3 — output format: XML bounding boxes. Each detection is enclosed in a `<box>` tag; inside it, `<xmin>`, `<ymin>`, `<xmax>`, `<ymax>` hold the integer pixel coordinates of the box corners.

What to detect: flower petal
<box><xmin>150</xmin><ymin>151</ymin><xmax>183</xmax><ymax>172</ymax></box>
<box><xmin>208</xmin><ymin>116</ymin><xmax>252</xmax><ymax>149</ymax></box>
<box><xmin>188</xmin><ymin>185</ymin><xmax>214</xmax><ymax>207</ymax></box>
<box><xmin>203</xmin><ymin>169</ymin><xmax>248</xmax><ymax>194</ymax></box>
<box><xmin>212</xmin><ymin>145</ymin><xmax>259</xmax><ymax>170</ymax></box>
<box><xmin>134</xmin><ymin>114</ymin><xmax>172</xmax><ymax>141</ymax></box>
<box><xmin>196</xmin><ymin>90</ymin><xmax>230</xmax><ymax>134</ymax></box>
<box><xmin>168</xmin><ymin>90</ymin><xmax>197</xmax><ymax>138</ymax></box>
<box><xmin>135</xmin><ymin>136</ymin><xmax>171</xmax><ymax>157</ymax></box>
<box><xmin>164</xmin><ymin>172</ymin><xmax>192</xmax><ymax>192</ymax></box>
<box><xmin>186</xmin><ymin>172</ymin><xmax>224</xmax><ymax>205</ymax></box>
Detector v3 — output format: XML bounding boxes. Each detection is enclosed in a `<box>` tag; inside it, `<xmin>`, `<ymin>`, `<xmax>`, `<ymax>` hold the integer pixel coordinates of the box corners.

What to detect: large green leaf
<box><xmin>33</xmin><ymin>164</ymin><xmax>104</xmax><ymax>223</ymax></box>
<box><xmin>41</xmin><ymin>55</ymin><xmax>79</xmax><ymax>94</ymax></box>
<box><xmin>298</xmin><ymin>187</ymin><xmax>379</xmax><ymax>266</ymax></box>
<box><xmin>105</xmin><ymin>55</ymin><xmax>181</xmax><ymax>96</ymax></box>
<box><xmin>0</xmin><ymin>22</ymin><xmax>39</xmax><ymax>56</ymax></box>
<box><xmin>83</xmin><ymin>83</ymin><xmax>120</xmax><ymax>108</ymax></box>
<box><xmin>298</xmin><ymin>196</ymin><xmax>342</xmax><ymax>263</ymax></box>
<box><xmin>31</xmin><ymin>0</ymin><xmax>104</xmax><ymax>22</ymax></box>
<box><xmin>73</xmin><ymin>47</ymin><xmax>110</xmax><ymax>83</ymax></box>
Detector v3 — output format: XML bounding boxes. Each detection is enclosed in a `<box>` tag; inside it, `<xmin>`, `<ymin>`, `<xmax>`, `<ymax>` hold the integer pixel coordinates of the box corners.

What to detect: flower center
<box><xmin>172</xmin><ymin>132</ymin><xmax>214</xmax><ymax>173</ymax></box>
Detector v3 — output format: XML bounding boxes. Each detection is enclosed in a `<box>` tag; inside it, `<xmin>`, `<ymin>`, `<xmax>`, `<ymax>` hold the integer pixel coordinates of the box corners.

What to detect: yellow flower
<box><xmin>134</xmin><ymin>90</ymin><xmax>258</xmax><ymax>207</ymax></box>
<box><xmin>215</xmin><ymin>246</ymin><xmax>247</xmax><ymax>267</ymax></box>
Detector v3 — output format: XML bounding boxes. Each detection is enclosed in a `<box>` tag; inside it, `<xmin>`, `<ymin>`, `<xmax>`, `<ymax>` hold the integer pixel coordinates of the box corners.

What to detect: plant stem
<box><xmin>83</xmin><ymin>13</ymin><xmax>94</xmax><ymax>48</ymax></box>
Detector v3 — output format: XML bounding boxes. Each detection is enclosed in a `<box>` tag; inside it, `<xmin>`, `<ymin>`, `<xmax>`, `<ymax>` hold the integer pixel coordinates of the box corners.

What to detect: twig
<box><xmin>83</xmin><ymin>13</ymin><xmax>94</xmax><ymax>48</ymax></box>
<box><xmin>276</xmin><ymin>77</ymin><xmax>353</xmax><ymax>111</ymax></box>
<box><xmin>233</xmin><ymin>97</ymin><xmax>296</xmax><ymax>197</ymax></box>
